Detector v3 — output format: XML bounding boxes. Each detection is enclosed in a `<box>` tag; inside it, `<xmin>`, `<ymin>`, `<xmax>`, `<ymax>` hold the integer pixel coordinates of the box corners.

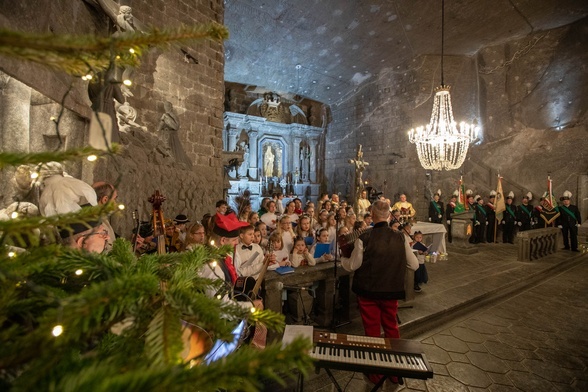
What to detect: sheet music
<box><xmin>282</xmin><ymin>325</ymin><xmax>313</xmax><ymax>347</ymax></box>
<box><xmin>240</xmin><ymin>251</ymin><xmax>260</xmax><ymax>268</ymax></box>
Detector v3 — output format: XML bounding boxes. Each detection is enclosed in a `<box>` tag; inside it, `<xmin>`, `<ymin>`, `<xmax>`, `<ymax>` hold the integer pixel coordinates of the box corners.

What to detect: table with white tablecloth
<box><xmin>411</xmin><ymin>222</ymin><xmax>447</xmax><ymax>254</ymax></box>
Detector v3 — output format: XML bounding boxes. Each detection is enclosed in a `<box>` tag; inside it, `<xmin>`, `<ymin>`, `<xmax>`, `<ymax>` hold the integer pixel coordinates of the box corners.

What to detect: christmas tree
<box><xmin>0</xmin><ymin>25</ymin><xmax>311</xmax><ymax>391</ymax></box>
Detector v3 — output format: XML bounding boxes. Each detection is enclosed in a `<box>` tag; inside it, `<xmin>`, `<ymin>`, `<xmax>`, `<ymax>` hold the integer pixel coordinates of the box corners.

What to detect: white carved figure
<box><xmin>116</xmin><ymin>5</ymin><xmax>136</xmax><ymax>33</ymax></box>
<box><xmin>115</xmin><ymin>100</ymin><xmax>146</xmax><ymax>133</ymax></box>
<box><xmin>264</xmin><ymin>146</ymin><xmax>274</xmax><ymax>177</ymax></box>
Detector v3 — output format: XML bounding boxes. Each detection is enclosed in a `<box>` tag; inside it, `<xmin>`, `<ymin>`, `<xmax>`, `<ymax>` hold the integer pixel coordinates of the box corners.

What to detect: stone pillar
<box><xmin>309</xmin><ymin>138</ymin><xmax>318</xmax><ymax>183</ymax></box>
<box><xmin>248</xmin><ymin>130</ymin><xmax>258</xmax><ymax>179</ymax></box>
<box><xmin>292</xmin><ymin>136</ymin><xmax>301</xmax><ymax>181</ymax></box>
<box><xmin>0</xmin><ymin>74</ymin><xmax>31</xmax><ymax>153</ymax></box>
<box><xmin>227</xmin><ymin>128</ymin><xmax>238</xmax><ymax>152</ymax></box>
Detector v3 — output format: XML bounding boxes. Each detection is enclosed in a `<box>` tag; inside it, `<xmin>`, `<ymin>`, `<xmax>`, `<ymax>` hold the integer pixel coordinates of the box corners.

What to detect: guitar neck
<box><xmin>250</xmin><ymin>241</ymin><xmax>274</xmax><ymax>297</ymax></box>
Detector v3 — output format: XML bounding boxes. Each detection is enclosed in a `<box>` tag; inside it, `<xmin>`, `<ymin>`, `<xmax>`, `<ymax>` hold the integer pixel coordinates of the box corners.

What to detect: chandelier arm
<box><xmin>441</xmin><ymin>0</ymin><xmax>445</xmax><ymax>87</ymax></box>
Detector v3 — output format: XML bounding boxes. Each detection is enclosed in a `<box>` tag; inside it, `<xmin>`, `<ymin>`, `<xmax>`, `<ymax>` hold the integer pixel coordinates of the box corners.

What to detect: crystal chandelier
<box><xmin>408</xmin><ymin>0</ymin><xmax>479</xmax><ymax>171</ymax></box>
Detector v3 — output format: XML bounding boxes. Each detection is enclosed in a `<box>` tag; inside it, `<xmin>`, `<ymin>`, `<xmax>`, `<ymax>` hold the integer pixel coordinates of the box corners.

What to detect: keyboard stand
<box><xmin>309</xmin><ymin>367</ymin><xmax>388</xmax><ymax>392</ymax></box>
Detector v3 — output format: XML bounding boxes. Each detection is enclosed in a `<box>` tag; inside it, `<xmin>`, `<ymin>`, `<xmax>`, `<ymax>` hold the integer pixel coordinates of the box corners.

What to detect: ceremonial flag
<box><xmin>539</xmin><ymin>176</ymin><xmax>560</xmax><ymax>225</ymax></box>
<box><xmin>455</xmin><ymin>176</ymin><xmax>466</xmax><ymax>213</ymax></box>
<box><xmin>495</xmin><ymin>175</ymin><xmax>506</xmax><ymax>221</ymax></box>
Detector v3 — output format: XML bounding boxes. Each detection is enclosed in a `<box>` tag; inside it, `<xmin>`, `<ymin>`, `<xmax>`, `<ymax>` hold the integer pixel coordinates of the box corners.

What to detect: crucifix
<box><xmin>348</xmin><ymin>144</ymin><xmax>369</xmax><ymax>212</ymax></box>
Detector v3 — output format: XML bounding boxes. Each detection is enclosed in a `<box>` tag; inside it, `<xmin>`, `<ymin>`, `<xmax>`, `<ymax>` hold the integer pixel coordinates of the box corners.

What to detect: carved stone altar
<box><xmin>223</xmin><ymin>112</ymin><xmax>324</xmax><ymax>209</ymax></box>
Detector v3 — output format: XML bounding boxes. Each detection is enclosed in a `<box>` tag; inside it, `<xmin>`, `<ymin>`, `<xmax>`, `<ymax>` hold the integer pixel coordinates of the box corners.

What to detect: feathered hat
<box><xmin>451</xmin><ymin>190</ymin><xmax>459</xmax><ymax>198</ymax></box>
<box><xmin>475</xmin><ymin>195</ymin><xmax>482</xmax><ymax>202</ymax></box>
<box><xmin>507</xmin><ymin>191</ymin><xmax>514</xmax><ymax>200</ymax></box>
<box><xmin>465</xmin><ymin>189</ymin><xmax>474</xmax><ymax>196</ymax></box>
<box><xmin>523</xmin><ymin>192</ymin><xmax>532</xmax><ymax>201</ymax></box>
<box><xmin>434</xmin><ymin>189</ymin><xmax>442</xmax><ymax>197</ymax></box>
<box><xmin>489</xmin><ymin>190</ymin><xmax>497</xmax><ymax>198</ymax></box>
<box><xmin>562</xmin><ymin>190</ymin><xmax>572</xmax><ymax>200</ymax></box>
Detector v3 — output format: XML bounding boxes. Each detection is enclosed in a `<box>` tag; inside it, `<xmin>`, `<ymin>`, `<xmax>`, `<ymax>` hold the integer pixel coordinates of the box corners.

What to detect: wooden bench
<box><xmin>516</xmin><ymin>227</ymin><xmax>560</xmax><ymax>261</ymax></box>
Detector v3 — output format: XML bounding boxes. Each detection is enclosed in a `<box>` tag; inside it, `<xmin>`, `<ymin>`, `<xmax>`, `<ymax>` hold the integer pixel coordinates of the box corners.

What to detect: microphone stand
<box><xmin>330</xmin><ymin>213</ymin><xmax>351</xmax><ymax>331</ymax></box>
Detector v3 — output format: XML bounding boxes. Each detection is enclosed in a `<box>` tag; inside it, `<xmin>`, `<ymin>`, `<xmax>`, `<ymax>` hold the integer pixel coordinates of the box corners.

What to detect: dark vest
<box><xmin>352</xmin><ymin>222</ymin><xmax>407</xmax><ymax>300</ymax></box>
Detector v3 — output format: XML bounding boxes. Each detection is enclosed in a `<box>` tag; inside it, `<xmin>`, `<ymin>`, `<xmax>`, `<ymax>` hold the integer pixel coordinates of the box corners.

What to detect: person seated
<box><xmin>234</xmin><ymin>225</ymin><xmax>271</xmax><ymax>280</ymax></box>
<box><xmin>172</xmin><ymin>214</ymin><xmax>190</xmax><ymax>251</ymax></box>
<box><xmin>392</xmin><ymin>193</ymin><xmax>416</xmax><ymax>222</ymax></box>
<box><xmin>290</xmin><ymin>236</ymin><xmax>316</xmax><ymax>267</ymax></box>
<box><xmin>267</xmin><ymin>232</ymin><xmax>291</xmax><ymax>270</ymax></box>
<box><xmin>309</xmin><ymin>229</ymin><xmax>335</xmax><ymax>263</ymax></box>
<box><xmin>295</xmin><ymin>214</ymin><xmax>315</xmax><ymax>249</ymax></box>
<box><xmin>260</xmin><ymin>201</ymin><xmax>278</xmax><ymax>231</ymax></box>
<box><xmin>184</xmin><ymin>222</ymin><xmax>206</xmax><ymax>251</ymax></box>
<box><xmin>60</xmin><ymin>219</ymin><xmax>109</xmax><ymax>253</ymax></box>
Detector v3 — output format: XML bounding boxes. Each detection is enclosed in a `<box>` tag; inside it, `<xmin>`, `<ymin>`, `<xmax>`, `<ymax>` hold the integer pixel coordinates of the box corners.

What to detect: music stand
<box><xmin>330</xmin><ymin>213</ymin><xmax>351</xmax><ymax>331</ymax></box>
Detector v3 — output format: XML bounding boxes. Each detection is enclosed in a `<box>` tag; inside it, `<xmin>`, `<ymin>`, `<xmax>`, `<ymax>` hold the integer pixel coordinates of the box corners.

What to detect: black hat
<box><xmin>59</xmin><ymin>219</ymin><xmax>102</xmax><ymax>239</ymax></box>
<box><xmin>174</xmin><ymin>214</ymin><xmax>190</xmax><ymax>224</ymax></box>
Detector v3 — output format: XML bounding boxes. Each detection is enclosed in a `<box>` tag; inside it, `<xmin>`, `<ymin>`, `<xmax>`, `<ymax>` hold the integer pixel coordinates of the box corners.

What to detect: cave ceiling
<box><xmin>224</xmin><ymin>0</ymin><xmax>588</xmax><ymax>105</ymax></box>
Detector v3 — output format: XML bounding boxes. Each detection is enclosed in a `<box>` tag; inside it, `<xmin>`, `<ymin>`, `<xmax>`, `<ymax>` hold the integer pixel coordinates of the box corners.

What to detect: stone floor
<box><xmin>265</xmin><ymin>243</ymin><xmax>588</xmax><ymax>391</ymax></box>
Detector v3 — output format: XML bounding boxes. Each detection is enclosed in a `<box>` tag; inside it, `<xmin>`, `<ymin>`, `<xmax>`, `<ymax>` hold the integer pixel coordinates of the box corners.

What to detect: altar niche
<box><xmin>223</xmin><ymin>112</ymin><xmax>325</xmax><ymax>211</ymax></box>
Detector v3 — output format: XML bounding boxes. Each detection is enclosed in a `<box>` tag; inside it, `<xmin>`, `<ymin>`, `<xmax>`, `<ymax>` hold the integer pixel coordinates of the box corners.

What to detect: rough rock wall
<box><xmin>325</xmin><ymin>18</ymin><xmax>588</xmax><ymax>220</ymax></box>
<box><xmin>0</xmin><ymin>0</ymin><xmax>226</xmax><ymax>236</ymax></box>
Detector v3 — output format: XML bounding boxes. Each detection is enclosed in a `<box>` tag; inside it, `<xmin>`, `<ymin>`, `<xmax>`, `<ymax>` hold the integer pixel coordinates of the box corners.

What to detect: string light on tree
<box><xmin>8</xmin><ymin>251</ymin><xmax>16</xmax><ymax>258</ymax></box>
<box><xmin>87</xmin><ymin>154</ymin><xmax>98</xmax><ymax>162</ymax></box>
<box><xmin>10</xmin><ymin>211</ymin><xmax>18</xmax><ymax>219</ymax></box>
<box><xmin>118</xmin><ymin>204</ymin><xmax>125</xmax><ymax>210</ymax></box>
<box><xmin>75</xmin><ymin>269</ymin><xmax>83</xmax><ymax>276</ymax></box>
<box><xmin>30</xmin><ymin>171</ymin><xmax>39</xmax><ymax>179</ymax></box>
<box><xmin>123</xmin><ymin>79</ymin><xmax>132</xmax><ymax>86</ymax></box>
<box><xmin>52</xmin><ymin>325</ymin><xmax>63</xmax><ymax>337</ymax></box>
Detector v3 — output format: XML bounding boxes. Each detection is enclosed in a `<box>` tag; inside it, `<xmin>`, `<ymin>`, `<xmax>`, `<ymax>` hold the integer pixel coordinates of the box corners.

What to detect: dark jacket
<box><xmin>352</xmin><ymin>222</ymin><xmax>407</xmax><ymax>300</ymax></box>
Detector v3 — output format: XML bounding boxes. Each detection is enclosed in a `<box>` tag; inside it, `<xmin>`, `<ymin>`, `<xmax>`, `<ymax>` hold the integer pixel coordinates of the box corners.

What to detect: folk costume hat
<box><xmin>562</xmin><ymin>190</ymin><xmax>572</xmax><ymax>200</ymax></box>
<box><xmin>507</xmin><ymin>191</ymin><xmax>515</xmax><ymax>200</ymax></box>
<box><xmin>434</xmin><ymin>189</ymin><xmax>442</xmax><ymax>197</ymax></box>
<box><xmin>489</xmin><ymin>190</ymin><xmax>497</xmax><ymax>199</ymax></box>
<box><xmin>174</xmin><ymin>214</ymin><xmax>190</xmax><ymax>224</ymax></box>
<box><xmin>465</xmin><ymin>189</ymin><xmax>474</xmax><ymax>196</ymax></box>
<box><xmin>451</xmin><ymin>190</ymin><xmax>459</xmax><ymax>198</ymax></box>
<box><xmin>213</xmin><ymin>212</ymin><xmax>249</xmax><ymax>238</ymax></box>
<box><xmin>475</xmin><ymin>195</ymin><xmax>482</xmax><ymax>202</ymax></box>
<box><xmin>523</xmin><ymin>192</ymin><xmax>532</xmax><ymax>201</ymax></box>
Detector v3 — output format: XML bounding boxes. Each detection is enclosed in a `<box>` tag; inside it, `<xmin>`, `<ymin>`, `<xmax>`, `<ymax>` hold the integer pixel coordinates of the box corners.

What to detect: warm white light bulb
<box><xmin>129</xmin><ymin>48</ymin><xmax>135</xmax><ymax>54</ymax></box>
<box><xmin>8</xmin><ymin>251</ymin><xmax>16</xmax><ymax>258</ymax></box>
<box><xmin>52</xmin><ymin>325</ymin><xmax>63</xmax><ymax>337</ymax></box>
<box><xmin>75</xmin><ymin>269</ymin><xmax>83</xmax><ymax>276</ymax></box>
<box><xmin>123</xmin><ymin>79</ymin><xmax>132</xmax><ymax>86</ymax></box>
<box><xmin>30</xmin><ymin>172</ymin><xmax>39</xmax><ymax>179</ymax></box>
<box><xmin>118</xmin><ymin>204</ymin><xmax>125</xmax><ymax>210</ymax></box>
<box><xmin>211</xmin><ymin>261</ymin><xmax>217</xmax><ymax>268</ymax></box>
<box><xmin>87</xmin><ymin>155</ymin><xmax>97</xmax><ymax>162</ymax></box>
<box><xmin>10</xmin><ymin>211</ymin><xmax>18</xmax><ymax>219</ymax></box>
<box><xmin>216</xmin><ymin>294</ymin><xmax>222</xmax><ymax>300</ymax></box>
<box><xmin>250</xmin><ymin>307</ymin><xmax>256</xmax><ymax>314</ymax></box>
<box><xmin>86</xmin><ymin>74</ymin><xmax>93</xmax><ymax>80</ymax></box>
<box><xmin>210</xmin><ymin>240</ymin><xmax>215</xmax><ymax>246</ymax></box>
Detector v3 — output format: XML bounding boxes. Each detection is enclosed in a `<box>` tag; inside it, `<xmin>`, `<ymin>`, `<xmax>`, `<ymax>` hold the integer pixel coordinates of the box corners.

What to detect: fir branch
<box><xmin>0</xmin><ymin>145</ymin><xmax>120</xmax><ymax>169</ymax></box>
<box><xmin>0</xmin><ymin>23</ymin><xmax>228</xmax><ymax>77</ymax></box>
<box><xmin>145</xmin><ymin>305</ymin><xmax>184</xmax><ymax>367</ymax></box>
<box><xmin>0</xmin><ymin>203</ymin><xmax>118</xmax><ymax>248</ymax></box>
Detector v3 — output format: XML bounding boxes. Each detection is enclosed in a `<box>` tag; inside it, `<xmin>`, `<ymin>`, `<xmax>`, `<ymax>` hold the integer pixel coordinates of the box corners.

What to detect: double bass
<box><xmin>147</xmin><ymin>190</ymin><xmax>212</xmax><ymax>362</ymax></box>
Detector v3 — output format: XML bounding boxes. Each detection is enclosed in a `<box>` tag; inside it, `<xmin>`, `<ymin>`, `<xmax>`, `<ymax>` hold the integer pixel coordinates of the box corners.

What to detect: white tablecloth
<box><xmin>411</xmin><ymin>222</ymin><xmax>447</xmax><ymax>254</ymax></box>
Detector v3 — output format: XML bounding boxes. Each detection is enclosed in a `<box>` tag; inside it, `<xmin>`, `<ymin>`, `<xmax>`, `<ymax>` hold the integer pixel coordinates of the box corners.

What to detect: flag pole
<box><xmin>494</xmin><ymin>174</ymin><xmax>499</xmax><ymax>244</ymax></box>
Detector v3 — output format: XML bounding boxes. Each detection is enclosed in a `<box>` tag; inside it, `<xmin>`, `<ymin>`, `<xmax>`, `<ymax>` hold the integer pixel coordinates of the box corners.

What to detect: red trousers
<box><xmin>357</xmin><ymin>296</ymin><xmax>400</xmax><ymax>385</ymax></box>
<box><xmin>357</xmin><ymin>296</ymin><xmax>400</xmax><ymax>339</ymax></box>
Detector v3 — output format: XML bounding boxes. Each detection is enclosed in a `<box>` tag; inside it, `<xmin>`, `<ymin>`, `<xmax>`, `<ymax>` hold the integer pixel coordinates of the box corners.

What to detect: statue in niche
<box><xmin>115</xmin><ymin>100</ymin><xmax>147</xmax><ymax>133</ymax></box>
<box><xmin>264</xmin><ymin>145</ymin><xmax>274</xmax><ymax>177</ymax></box>
<box><xmin>299</xmin><ymin>142</ymin><xmax>310</xmax><ymax>182</ymax></box>
<box><xmin>157</xmin><ymin>101</ymin><xmax>192</xmax><ymax>167</ymax></box>
<box><xmin>237</xmin><ymin>144</ymin><xmax>250</xmax><ymax>179</ymax></box>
